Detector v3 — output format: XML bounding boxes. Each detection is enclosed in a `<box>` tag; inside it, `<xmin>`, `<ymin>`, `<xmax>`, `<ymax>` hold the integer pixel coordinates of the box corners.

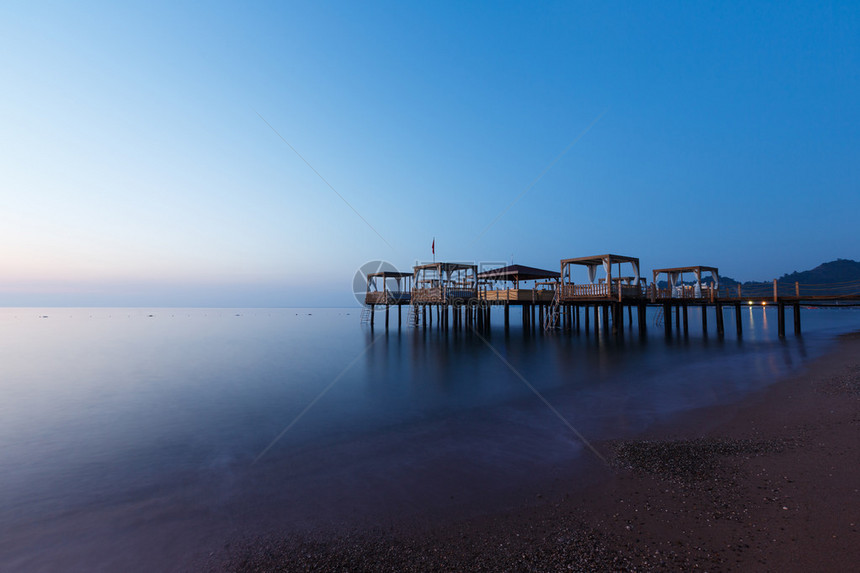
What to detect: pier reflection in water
<box><xmin>0</xmin><ymin>307</ymin><xmax>855</xmax><ymax>571</ymax></box>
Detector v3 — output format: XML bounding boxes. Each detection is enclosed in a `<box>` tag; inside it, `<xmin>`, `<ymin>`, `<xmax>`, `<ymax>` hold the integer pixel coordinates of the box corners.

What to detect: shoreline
<box><xmin>211</xmin><ymin>332</ymin><xmax>860</xmax><ymax>571</ymax></box>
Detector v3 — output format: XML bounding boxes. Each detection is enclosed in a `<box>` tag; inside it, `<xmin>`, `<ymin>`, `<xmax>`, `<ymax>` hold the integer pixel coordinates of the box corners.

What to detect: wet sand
<box><xmin>210</xmin><ymin>332</ymin><xmax>860</xmax><ymax>571</ymax></box>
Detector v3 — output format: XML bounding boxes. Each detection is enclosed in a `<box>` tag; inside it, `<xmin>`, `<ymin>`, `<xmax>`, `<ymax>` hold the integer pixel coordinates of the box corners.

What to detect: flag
<box><xmin>431</xmin><ymin>238</ymin><xmax>435</xmax><ymax>255</ymax></box>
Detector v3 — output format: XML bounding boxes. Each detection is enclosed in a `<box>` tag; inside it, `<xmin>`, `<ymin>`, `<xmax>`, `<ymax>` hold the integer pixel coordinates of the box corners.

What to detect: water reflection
<box><xmin>0</xmin><ymin>307</ymin><xmax>856</xmax><ymax>572</ymax></box>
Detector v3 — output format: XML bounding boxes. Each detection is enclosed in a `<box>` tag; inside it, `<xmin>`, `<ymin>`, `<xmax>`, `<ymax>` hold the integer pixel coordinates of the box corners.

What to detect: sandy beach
<box><xmin>211</xmin><ymin>332</ymin><xmax>860</xmax><ymax>572</ymax></box>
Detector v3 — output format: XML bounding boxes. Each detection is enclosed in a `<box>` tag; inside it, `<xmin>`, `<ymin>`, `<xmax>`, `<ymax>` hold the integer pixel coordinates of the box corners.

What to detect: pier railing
<box><xmin>716</xmin><ymin>279</ymin><xmax>860</xmax><ymax>302</ymax></box>
<box><xmin>560</xmin><ymin>284</ymin><xmax>646</xmax><ymax>300</ymax></box>
<box><xmin>653</xmin><ymin>286</ymin><xmax>717</xmax><ymax>300</ymax></box>
<box><xmin>560</xmin><ymin>284</ymin><xmax>608</xmax><ymax>299</ymax></box>
<box><xmin>411</xmin><ymin>287</ymin><xmax>479</xmax><ymax>303</ymax></box>
<box><xmin>481</xmin><ymin>288</ymin><xmax>555</xmax><ymax>303</ymax></box>
<box><xmin>411</xmin><ymin>286</ymin><xmax>443</xmax><ymax>303</ymax></box>
<box><xmin>647</xmin><ymin>279</ymin><xmax>860</xmax><ymax>303</ymax></box>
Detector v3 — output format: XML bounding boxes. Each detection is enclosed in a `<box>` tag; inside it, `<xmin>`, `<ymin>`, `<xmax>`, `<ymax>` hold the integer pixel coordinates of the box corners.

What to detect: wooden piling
<box><xmin>793</xmin><ymin>302</ymin><xmax>801</xmax><ymax>334</ymax></box>
<box><xmin>735</xmin><ymin>303</ymin><xmax>742</xmax><ymax>337</ymax></box>
<box><xmin>715</xmin><ymin>303</ymin><xmax>724</xmax><ymax>337</ymax></box>
<box><xmin>682</xmin><ymin>304</ymin><xmax>688</xmax><ymax>335</ymax></box>
<box><xmin>778</xmin><ymin>301</ymin><xmax>786</xmax><ymax>337</ymax></box>
<box><xmin>663</xmin><ymin>302</ymin><xmax>672</xmax><ymax>336</ymax></box>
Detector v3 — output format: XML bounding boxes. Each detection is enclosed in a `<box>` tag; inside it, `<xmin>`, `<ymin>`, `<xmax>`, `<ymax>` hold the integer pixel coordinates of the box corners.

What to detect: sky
<box><xmin>1</xmin><ymin>1</ymin><xmax>858</xmax><ymax>307</ymax></box>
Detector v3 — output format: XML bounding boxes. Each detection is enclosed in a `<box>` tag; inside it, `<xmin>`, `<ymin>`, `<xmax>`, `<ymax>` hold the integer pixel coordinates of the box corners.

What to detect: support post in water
<box><xmin>715</xmin><ymin>302</ymin><xmax>724</xmax><ymax>337</ymax></box>
<box><xmin>735</xmin><ymin>303</ymin><xmax>742</xmax><ymax>337</ymax></box>
<box><xmin>778</xmin><ymin>301</ymin><xmax>786</xmax><ymax>337</ymax></box>
<box><xmin>682</xmin><ymin>304</ymin><xmax>688</xmax><ymax>335</ymax></box>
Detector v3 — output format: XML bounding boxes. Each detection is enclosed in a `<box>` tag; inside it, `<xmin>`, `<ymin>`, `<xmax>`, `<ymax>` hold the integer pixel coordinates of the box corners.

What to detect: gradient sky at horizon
<box><xmin>2</xmin><ymin>1</ymin><xmax>858</xmax><ymax>307</ymax></box>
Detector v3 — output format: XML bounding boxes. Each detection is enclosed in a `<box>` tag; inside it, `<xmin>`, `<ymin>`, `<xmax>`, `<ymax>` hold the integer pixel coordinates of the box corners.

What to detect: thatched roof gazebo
<box><xmin>477</xmin><ymin>264</ymin><xmax>560</xmax><ymax>303</ymax></box>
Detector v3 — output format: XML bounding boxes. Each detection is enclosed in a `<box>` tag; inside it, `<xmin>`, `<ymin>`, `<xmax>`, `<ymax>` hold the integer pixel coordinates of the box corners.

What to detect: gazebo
<box><xmin>652</xmin><ymin>266</ymin><xmax>720</xmax><ymax>299</ymax></box>
<box><xmin>365</xmin><ymin>271</ymin><xmax>412</xmax><ymax>305</ymax></box>
<box><xmin>559</xmin><ymin>254</ymin><xmax>643</xmax><ymax>301</ymax></box>
<box><xmin>412</xmin><ymin>262</ymin><xmax>478</xmax><ymax>304</ymax></box>
<box><xmin>477</xmin><ymin>264</ymin><xmax>559</xmax><ymax>303</ymax></box>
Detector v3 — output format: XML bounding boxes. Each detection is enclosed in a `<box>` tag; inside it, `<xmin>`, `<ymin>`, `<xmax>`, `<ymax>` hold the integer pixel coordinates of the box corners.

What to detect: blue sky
<box><xmin>1</xmin><ymin>1</ymin><xmax>857</xmax><ymax>306</ymax></box>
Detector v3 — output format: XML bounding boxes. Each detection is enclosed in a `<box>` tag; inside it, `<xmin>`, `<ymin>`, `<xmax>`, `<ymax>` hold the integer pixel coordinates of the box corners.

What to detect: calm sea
<box><xmin>1</xmin><ymin>306</ymin><xmax>857</xmax><ymax>571</ymax></box>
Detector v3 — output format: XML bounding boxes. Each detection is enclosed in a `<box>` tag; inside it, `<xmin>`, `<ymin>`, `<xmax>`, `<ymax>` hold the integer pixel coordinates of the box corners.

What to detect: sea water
<box><xmin>0</xmin><ymin>306</ymin><xmax>857</xmax><ymax>571</ymax></box>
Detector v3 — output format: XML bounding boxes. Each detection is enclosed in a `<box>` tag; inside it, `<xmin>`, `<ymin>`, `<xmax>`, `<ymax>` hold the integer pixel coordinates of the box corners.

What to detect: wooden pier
<box><xmin>362</xmin><ymin>255</ymin><xmax>860</xmax><ymax>337</ymax></box>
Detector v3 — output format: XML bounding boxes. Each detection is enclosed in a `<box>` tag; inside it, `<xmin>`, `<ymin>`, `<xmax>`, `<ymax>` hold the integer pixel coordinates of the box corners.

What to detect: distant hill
<box><xmin>776</xmin><ymin>259</ymin><xmax>860</xmax><ymax>284</ymax></box>
<box><xmin>719</xmin><ymin>259</ymin><xmax>860</xmax><ymax>288</ymax></box>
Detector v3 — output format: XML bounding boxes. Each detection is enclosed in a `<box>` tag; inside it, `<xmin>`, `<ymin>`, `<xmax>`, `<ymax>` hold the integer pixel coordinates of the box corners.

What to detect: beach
<box><xmin>213</xmin><ymin>331</ymin><xmax>860</xmax><ymax>572</ymax></box>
